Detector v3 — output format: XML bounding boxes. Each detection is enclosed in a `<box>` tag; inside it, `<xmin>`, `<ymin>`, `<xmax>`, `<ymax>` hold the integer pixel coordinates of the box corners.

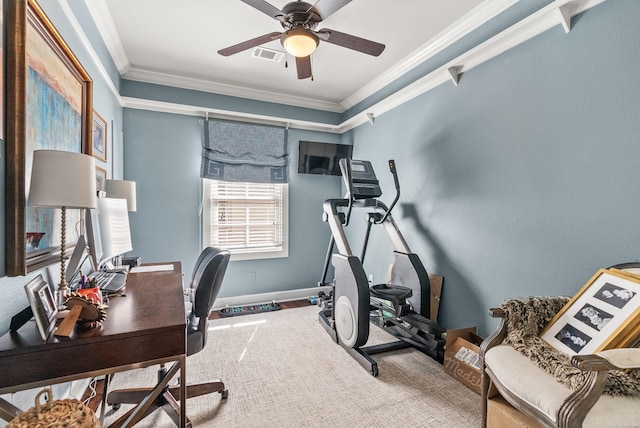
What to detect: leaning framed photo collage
<box><xmin>541</xmin><ymin>268</ymin><xmax>640</xmax><ymax>356</ymax></box>
<box><xmin>24</xmin><ymin>274</ymin><xmax>58</xmax><ymax>341</ymax></box>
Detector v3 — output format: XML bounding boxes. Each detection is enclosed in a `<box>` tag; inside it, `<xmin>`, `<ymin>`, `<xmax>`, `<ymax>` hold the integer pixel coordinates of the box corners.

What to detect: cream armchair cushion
<box><xmin>484</xmin><ymin>344</ymin><xmax>640</xmax><ymax>427</ymax></box>
<box><xmin>481</xmin><ymin>297</ymin><xmax>640</xmax><ymax>428</ymax></box>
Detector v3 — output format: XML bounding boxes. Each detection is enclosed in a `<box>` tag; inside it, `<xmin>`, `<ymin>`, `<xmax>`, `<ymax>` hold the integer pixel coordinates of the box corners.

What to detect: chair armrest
<box><xmin>556</xmin><ymin>349</ymin><xmax>640</xmax><ymax>427</ymax></box>
<box><xmin>480</xmin><ymin>308</ymin><xmax>507</xmax><ymax>356</ymax></box>
<box><xmin>488</xmin><ymin>307</ymin><xmax>505</xmax><ymax>318</ymax></box>
<box><xmin>480</xmin><ymin>308</ymin><xmax>508</xmax><ymax>428</ymax></box>
<box><xmin>573</xmin><ymin>348</ymin><xmax>640</xmax><ymax>371</ymax></box>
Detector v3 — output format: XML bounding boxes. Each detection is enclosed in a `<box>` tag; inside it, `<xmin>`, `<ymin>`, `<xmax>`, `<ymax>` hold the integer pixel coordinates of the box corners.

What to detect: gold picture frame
<box><xmin>5</xmin><ymin>0</ymin><xmax>93</xmax><ymax>276</ymax></box>
<box><xmin>541</xmin><ymin>268</ymin><xmax>640</xmax><ymax>355</ymax></box>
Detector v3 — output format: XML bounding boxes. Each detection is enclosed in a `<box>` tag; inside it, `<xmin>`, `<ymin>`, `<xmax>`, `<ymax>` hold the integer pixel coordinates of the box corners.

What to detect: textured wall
<box><xmin>123</xmin><ymin>108</ymin><xmax>342</xmax><ymax>297</ymax></box>
<box><xmin>349</xmin><ymin>0</ymin><xmax>640</xmax><ymax>335</ymax></box>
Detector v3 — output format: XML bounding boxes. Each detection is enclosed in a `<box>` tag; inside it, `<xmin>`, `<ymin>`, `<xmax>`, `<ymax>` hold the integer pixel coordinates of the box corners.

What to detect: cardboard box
<box><xmin>443</xmin><ymin>327</ymin><xmax>496</xmax><ymax>396</ymax></box>
<box><xmin>427</xmin><ymin>274</ymin><xmax>443</xmax><ymax>321</ymax></box>
<box><xmin>487</xmin><ymin>395</ymin><xmax>543</xmax><ymax>428</ymax></box>
<box><xmin>386</xmin><ymin>264</ymin><xmax>443</xmax><ymax>321</ymax></box>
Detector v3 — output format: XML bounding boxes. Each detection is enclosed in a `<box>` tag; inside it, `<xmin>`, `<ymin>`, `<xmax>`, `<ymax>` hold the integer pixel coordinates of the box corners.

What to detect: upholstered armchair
<box><xmin>480</xmin><ymin>296</ymin><xmax>640</xmax><ymax>428</ymax></box>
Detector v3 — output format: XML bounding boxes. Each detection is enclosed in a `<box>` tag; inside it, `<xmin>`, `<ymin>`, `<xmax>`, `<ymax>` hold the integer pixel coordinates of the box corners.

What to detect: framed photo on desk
<box><xmin>24</xmin><ymin>275</ymin><xmax>58</xmax><ymax>341</ymax></box>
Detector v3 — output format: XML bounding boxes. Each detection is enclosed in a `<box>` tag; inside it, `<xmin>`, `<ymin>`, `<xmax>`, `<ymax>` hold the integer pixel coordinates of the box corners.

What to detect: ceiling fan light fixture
<box><xmin>282</xmin><ymin>28</ymin><xmax>318</xmax><ymax>57</ymax></box>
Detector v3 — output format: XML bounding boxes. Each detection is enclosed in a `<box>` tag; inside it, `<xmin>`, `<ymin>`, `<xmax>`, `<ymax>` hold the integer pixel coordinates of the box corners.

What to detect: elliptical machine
<box><xmin>318</xmin><ymin>158</ymin><xmax>445</xmax><ymax>376</ymax></box>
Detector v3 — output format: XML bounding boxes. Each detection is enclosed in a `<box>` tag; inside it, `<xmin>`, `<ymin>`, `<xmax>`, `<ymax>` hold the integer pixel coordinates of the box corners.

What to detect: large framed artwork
<box><xmin>541</xmin><ymin>269</ymin><xmax>640</xmax><ymax>356</ymax></box>
<box><xmin>6</xmin><ymin>0</ymin><xmax>93</xmax><ymax>276</ymax></box>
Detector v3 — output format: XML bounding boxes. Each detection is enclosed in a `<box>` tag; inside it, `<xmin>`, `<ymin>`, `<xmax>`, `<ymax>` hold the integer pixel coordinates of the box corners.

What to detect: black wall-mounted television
<box><xmin>298</xmin><ymin>141</ymin><xmax>353</xmax><ymax>176</ymax></box>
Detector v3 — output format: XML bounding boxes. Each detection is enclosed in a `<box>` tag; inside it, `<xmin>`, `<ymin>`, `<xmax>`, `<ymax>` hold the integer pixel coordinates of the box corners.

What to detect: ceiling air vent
<box><xmin>252</xmin><ymin>47</ymin><xmax>284</xmax><ymax>63</ymax></box>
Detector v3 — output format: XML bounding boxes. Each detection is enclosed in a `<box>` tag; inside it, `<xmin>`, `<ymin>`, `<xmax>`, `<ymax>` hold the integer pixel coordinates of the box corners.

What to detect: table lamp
<box><xmin>105</xmin><ymin>179</ymin><xmax>137</xmax><ymax>212</ymax></box>
<box><xmin>28</xmin><ymin>150</ymin><xmax>97</xmax><ymax>297</ymax></box>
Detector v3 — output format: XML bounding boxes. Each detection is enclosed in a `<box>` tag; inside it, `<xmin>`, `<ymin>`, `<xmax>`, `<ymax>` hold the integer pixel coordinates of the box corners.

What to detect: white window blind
<box><xmin>203</xmin><ymin>179</ymin><xmax>288</xmax><ymax>260</ymax></box>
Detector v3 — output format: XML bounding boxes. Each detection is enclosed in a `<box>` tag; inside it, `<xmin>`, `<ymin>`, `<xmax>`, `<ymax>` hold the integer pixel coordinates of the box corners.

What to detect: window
<box><xmin>202</xmin><ymin>179</ymin><xmax>288</xmax><ymax>260</ymax></box>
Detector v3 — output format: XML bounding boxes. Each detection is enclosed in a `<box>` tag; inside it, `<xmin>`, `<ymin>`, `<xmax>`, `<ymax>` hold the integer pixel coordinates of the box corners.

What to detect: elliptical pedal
<box><xmin>401</xmin><ymin>313</ymin><xmax>446</xmax><ymax>336</ymax></box>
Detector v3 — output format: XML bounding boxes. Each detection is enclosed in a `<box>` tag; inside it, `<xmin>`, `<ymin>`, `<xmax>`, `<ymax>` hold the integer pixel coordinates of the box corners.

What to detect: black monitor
<box><xmin>298</xmin><ymin>141</ymin><xmax>353</xmax><ymax>176</ymax></box>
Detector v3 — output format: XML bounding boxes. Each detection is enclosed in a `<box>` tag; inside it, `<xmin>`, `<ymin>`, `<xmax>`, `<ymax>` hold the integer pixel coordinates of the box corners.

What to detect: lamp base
<box><xmin>56</xmin><ymin>285</ymin><xmax>69</xmax><ymax>310</ymax></box>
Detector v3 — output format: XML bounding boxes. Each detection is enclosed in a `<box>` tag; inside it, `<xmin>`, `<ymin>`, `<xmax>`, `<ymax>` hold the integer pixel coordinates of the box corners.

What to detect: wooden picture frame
<box><xmin>96</xmin><ymin>166</ymin><xmax>107</xmax><ymax>192</ymax></box>
<box><xmin>5</xmin><ymin>0</ymin><xmax>93</xmax><ymax>276</ymax></box>
<box><xmin>24</xmin><ymin>274</ymin><xmax>58</xmax><ymax>341</ymax></box>
<box><xmin>91</xmin><ymin>110</ymin><xmax>107</xmax><ymax>162</ymax></box>
<box><xmin>541</xmin><ymin>268</ymin><xmax>640</xmax><ymax>355</ymax></box>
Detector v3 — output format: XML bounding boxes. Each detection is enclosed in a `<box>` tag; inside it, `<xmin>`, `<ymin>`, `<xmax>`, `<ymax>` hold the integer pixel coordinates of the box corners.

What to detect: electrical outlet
<box><xmin>249</xmin><ymin>272</ymin><xmax>256</xmax><ymax>282</ymax></box>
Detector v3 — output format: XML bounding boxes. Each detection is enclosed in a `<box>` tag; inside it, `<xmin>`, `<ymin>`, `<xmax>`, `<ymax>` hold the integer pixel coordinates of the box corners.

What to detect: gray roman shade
<box><xmin>201</xmin><ymin>119</ymin><xmax>289</xmax><ymax>183</ymax></box>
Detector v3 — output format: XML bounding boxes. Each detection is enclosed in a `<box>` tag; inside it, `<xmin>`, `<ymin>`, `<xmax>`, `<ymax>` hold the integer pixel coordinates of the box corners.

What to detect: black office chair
<box><xmin>107</xmin><ymin>247</ymin><xmax>231</xmax><ymax>426</ymax></box>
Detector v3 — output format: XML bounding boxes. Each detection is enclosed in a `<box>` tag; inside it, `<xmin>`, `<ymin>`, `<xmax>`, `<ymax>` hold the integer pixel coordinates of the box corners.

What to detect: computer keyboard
<box><xmin>87</xmin><ymin>270</ymin><xmax>127</xmax><ymax>294</ymax></box>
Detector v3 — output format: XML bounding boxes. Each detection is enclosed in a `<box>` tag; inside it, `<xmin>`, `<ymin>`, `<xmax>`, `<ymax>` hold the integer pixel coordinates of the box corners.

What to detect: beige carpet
<box><xmin>103</xmin><ymin>305</ymin><xmax>481</xmax><ymax>427</ymax></box>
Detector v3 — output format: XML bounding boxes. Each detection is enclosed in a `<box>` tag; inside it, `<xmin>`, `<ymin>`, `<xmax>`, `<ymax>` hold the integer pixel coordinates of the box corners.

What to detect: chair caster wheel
<box><xmin>220</xmin><ymin>389</ymin><xmax>229</xmax><ymax>399</ymax></box>
<box><xmin>111</xmin><ymin>403</ymin><xmax>121</xmax><ymax>411</ymax></box>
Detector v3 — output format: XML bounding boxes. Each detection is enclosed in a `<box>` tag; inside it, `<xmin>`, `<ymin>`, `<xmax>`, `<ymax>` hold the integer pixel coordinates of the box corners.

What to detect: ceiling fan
<box><xmin>218</xmin><ymin>0</ymin><xmax>385</xmax><ymax>80</ymax></box>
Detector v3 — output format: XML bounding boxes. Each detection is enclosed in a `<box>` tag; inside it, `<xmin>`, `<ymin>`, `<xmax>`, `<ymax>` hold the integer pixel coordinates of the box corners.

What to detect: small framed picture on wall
<box><xmin>91</xmin><ymin>110</ymin><xmax>108</xmax><ymax>162</ymax></box>
<box><xmin>96</xmin><ymin>166</ymin><xmax>107</xmax><ymax>192</ymax></box>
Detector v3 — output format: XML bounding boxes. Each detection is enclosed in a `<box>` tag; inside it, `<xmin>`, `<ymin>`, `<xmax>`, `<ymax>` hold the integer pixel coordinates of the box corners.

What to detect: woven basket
<box><xmin>8</xmin><ymin>388</ymin><xmax>99</xmax><ymax>428</ymax></box>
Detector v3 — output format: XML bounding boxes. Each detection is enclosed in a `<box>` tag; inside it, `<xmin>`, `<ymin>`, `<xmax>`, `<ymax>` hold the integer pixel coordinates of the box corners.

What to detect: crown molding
<box><xmin>58</xmin><ymin>0</ymin><xmax>122</xmax><ymax>104</ymax></box>
<box><xmin>355</xmin><ymin>0</ymin><xmax>606</xmax><ymax>132</ymax></box>
<box><xmin>339</xmin><ymin>0</ymin><xmax>519</xmax><ymax>111</ymax></box>
<box><xmin>74</xmin><ymin>0</ymin><xmax>606</xmax><ymax>137</ymax></box>
<box><xmin>123</xmin><ymin>68</ymin><xmax>344</xmax><ymax>113</ymax></box>
<box><xmin>121</xmin><ymin>96</ymin><xmax>342</xmax><ymax>133</ymax></box>
<box><xmin>83</xmin><ymin>0</ymin><xmax>519</xmax><ymax>113</ymax></box>
<box><xmin>84</xmin><ymin>0</ymin><xmax>130</xmax><ymax>74</ymax></box>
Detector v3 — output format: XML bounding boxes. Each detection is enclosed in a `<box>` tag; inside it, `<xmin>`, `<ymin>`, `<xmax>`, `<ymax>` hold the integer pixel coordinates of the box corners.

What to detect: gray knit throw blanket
<box><xmin>499</xmin><ymin>296</ymin><xmax>640</xmax><ymax>396</ymax></box>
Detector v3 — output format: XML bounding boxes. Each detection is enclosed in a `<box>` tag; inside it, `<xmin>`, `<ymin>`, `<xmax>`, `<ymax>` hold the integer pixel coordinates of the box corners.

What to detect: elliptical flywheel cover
<box><xmin>335</xmin><ymin>295</ymin><xmax>357</xmax><ymax>348</ymax></box>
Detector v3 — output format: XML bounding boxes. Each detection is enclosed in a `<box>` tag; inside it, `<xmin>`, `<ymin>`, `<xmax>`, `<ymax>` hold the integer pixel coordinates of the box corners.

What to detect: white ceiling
<box><xmin>88</xmin><ymin>0</ymin><xmax>489</xmax><ymax>111</ymax></box>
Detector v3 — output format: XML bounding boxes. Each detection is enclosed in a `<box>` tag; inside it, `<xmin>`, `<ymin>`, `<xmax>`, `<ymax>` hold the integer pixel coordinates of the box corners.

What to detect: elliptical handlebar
<box><xmin>375</xmin><ymin>159</ymin><xmax>400</xmax><ymax>225</ymax></box>
<box><xmin>342</xmin><ymin>158</ymin><xmax>354</xmax><ymax>227</ymax></box>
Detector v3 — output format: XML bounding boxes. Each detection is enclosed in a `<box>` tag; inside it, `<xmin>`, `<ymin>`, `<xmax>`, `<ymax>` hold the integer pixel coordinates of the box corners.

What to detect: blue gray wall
<box><xmin>349</xmin><ymin>0</ymin><xmax>640</xmax><ymax>335</ymax></box>
<box><xmin>123</xmin><ymin>108</ymin><xmax>342</xmax><ymax>297</ymax></box>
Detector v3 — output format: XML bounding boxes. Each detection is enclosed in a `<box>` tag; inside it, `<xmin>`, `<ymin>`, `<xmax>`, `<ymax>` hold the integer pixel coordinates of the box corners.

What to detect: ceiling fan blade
<box><xmin>317</xmin><ymin>28</ymin><xmax>385</xmax><ymax>56</ymax></box>
<box><xmin>312</xmin><ymin>0</ymin><xmax>352</xmax><ymax>20</ymax></box>
<box><xmin>218</xmin><ymin>32</ymin><xmax>282</xmax><ymax>56</ymax></box>
<box><xmin>240</xmin><ymin>0</ymin><xmax>286</xmax><ymax>22</ymax></box>
<box><xmin>296</xmin><ymin>56</ymin><xmax>312</xmax><ymax>79</ymax></box>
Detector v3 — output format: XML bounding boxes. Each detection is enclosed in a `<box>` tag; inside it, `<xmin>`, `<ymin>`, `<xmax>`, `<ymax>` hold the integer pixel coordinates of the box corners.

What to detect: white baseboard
<box><xmin>212</xmin><ymin>286</ymin><xmax>331</xmax><ymax>311</ymax></box>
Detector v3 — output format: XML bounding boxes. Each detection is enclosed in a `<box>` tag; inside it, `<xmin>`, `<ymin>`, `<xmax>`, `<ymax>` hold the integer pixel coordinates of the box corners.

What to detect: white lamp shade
<box><xmin>105</xmin><ymin>179</ymin><xmax>137</xmax><ymax>212</ymax></box>
<box><xmin>28</xmin><ymin>150</ymin><xmax>97</xmax><ymax>209</ymax></box>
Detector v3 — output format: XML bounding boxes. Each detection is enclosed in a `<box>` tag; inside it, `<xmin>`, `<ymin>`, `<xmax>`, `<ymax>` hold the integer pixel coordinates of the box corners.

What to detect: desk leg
<box><xmin>180</xmin><ymin>355</ymin><xmax>186</xmax><ymax>428</ymax></box>
<box><xmin>100</xmin><ymin>374</ymin><xmax>111</xmax><ymax>425</ymax></box>
<box><xmin>118</xmin><ymin>361</ymin><xmax>181</xmax><ymax>427</ymax></box>
<box><xmin>0</xmin><ymin>397</ymin><xmax>22</xmax><ymax>422</ymax></box>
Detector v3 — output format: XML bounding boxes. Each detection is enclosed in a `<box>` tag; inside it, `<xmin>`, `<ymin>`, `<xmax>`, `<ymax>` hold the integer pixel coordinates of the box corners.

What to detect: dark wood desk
<box><xmin>0</xmin><ymin>262</ymin><xmax>187</xmax><ymax>427</ymax></box>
